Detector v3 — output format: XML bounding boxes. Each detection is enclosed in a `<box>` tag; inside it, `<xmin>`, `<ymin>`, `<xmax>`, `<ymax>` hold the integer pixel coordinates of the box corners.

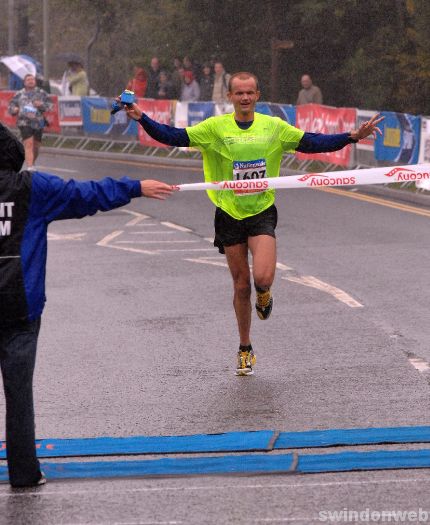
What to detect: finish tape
<box><xmin>176</xmin><ymin>164</ymin><xmax>430</xmax><ymax>192</ymax></box>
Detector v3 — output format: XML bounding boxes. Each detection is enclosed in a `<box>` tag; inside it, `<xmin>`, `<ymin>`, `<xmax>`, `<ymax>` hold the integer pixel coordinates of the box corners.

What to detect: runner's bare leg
<box><xmin>224</xmin><ymin>243</ymin><xmax>252</xmax><ymax>346</ymax></box>
<box><xmin>23</xmin><ymin>137</ymin><xmax>35</xmax><ymax>167</ymax></box>
<box><xmin>248</xmin><ymin>235</ymin><xmax>277</xmax><ymax>290</ymax></box>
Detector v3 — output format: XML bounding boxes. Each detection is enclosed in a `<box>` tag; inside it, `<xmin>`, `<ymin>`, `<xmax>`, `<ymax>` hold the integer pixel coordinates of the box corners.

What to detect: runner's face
<box><xmin>228</xmin><ymin>77</ymin><xmax>260</xmax><ymax>119</ymax></box>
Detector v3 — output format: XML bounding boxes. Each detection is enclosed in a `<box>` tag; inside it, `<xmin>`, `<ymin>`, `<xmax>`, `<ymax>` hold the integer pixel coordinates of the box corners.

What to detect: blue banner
<box><xmin>256</xmin><ymin>103</ymin><xmax>296</xmax><ymax>125</ymax></box>
<box><xmin>187</xmin><ymin>102</ymin><xmax>215</xmax><ymax>126</ymax></box>
<box><xmin>81</xmin><ymin>97</ymin><xmax>137</xmax><ymax>136</ymax></box>
<box><xmin>375</xmin><ymin>111</ymin><xmax>421</xmax><ymax>164</ymax></box>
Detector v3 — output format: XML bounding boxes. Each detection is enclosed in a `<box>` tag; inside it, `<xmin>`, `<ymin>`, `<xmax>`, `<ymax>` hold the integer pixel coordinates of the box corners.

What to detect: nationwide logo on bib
<box><xmin>232</xmin><ymin>158</ymin><xmax>268</xmax><ymax>195</ymax></box>
<box><xmin>298</xmin><ymin>173</ymin><xmax>356</xmax><ymax>187</ymax></box>
<box><xmin>384</xmin><ymin>167</ymin><xmax>430</xmax><ymax>181</ymax></box>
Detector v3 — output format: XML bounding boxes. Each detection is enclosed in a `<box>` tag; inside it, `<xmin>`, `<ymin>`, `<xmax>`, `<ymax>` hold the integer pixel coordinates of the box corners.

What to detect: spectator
<box><xmin>8</xmin><ymin>73</ymin><xmax>51</xmax><ymax>170</ymax></box>
<box><xmin>0</xmin><ymin>122</ymin><xmax>174</xmax><ymax>488</ymax></box>
<box><xmin>171</xmin><ymin>57</ymin><xmax>184</xmax><ymax>100</ymax></box>
<box><xmin>183</xmin><ymin>56</ymin><xmax>201</xmax><ymax>82</ymax></box>
<box><xmin>65</xmin><ymin>61</ymin><xmax>89</xmax><ymax>96</ymax></box>
<box><xmin>146</xmin><ymin>57</ymin><xmax>161</xmax><ymax>99</ymax></box>
<box><xmin>157</xmin><ymin>70</ymin><xmax>175</xmax><ymax>100</ymax></box>
<box><xmin>296</xmin><ymin>74</ymin><xmax>323</xmax><ymax>105</ymax></box>
<box><xmin>180</xmin><ymin>71</ymin><xmax>200</xmax><ymax>102</ymax></box>
<box><xmin>126</xmin><ymin>67</ymin><xmax>147</xmax><ymax>98</ymax></box>
<box><xmin>212</xmin><ymin>61</ymin><xmax>230</xmax><ymax>103</ymax></box>
<box><xmin>199</xmin><ymin>63</ymin><xmax>214</xmax><ymax>101</ymax></box>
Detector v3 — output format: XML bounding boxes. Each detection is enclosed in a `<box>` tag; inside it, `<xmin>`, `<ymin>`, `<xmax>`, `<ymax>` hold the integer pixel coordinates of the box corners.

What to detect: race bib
<box><xmin>232</xmin><ymin>159</ymin><xmax>267</xmax><ymax>195</ymax></box>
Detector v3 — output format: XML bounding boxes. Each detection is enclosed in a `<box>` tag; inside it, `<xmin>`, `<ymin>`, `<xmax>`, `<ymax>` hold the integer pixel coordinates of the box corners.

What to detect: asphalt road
<box><xmin>1</xmin><ymin>152</ymin><xmax>429</xmax><ymax>524</ymax></box>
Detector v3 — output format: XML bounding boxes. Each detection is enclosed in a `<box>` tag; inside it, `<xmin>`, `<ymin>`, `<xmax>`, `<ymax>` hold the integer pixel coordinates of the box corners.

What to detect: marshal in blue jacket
<box><xmin>0</xmin><ymin>123</ymin><xmax>141</xmax><ymax>326</ymax></box>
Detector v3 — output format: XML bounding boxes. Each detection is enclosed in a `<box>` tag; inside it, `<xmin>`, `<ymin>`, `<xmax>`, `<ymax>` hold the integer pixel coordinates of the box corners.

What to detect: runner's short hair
<box><xmin>228</xmin><ymin>72</ymin><xmax>259</xmax><ymax>92</ymax></box>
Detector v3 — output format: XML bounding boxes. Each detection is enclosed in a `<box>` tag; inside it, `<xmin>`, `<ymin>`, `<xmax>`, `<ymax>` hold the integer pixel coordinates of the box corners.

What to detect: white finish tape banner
<box><xmin>176</xmin><ymin>164</ymin><xmax>430</xmax><ymax>192</ymax></box>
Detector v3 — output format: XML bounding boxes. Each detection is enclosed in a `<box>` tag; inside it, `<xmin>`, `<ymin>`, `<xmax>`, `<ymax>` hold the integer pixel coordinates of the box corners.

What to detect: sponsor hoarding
<box><xmin>58</xmin><ymin>96</ymin><xmax>83</xmax><ymax>126</ymax></box>
<box><xmin>295</xmin><ymin>104</ymin><xmax>357</xmax><ymax>167</ymax></box>
<box><xmin>375</xmin><ymin>111</ymin><xmax>420</xmax><ymax>164</ymax></box>
<box><xmin>136</xmin><ymin>98</ymin><xmax>172</xmax><ymax>147</ymax></box>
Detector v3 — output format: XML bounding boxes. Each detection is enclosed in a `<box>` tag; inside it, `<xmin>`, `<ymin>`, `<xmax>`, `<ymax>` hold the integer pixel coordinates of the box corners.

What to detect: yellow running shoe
<box><xmin>235</xmin><ymin>349</ymin><xmax>256</xmax><ymax>376</ymax></box>
<box><xmin>255</xmin><ymin>289</ymin><xmax>273</xmax><ymax>320</ymax></box>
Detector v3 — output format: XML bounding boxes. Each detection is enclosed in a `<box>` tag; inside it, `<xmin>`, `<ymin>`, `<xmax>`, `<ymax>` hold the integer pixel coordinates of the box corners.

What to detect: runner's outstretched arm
<box><xmin>125</xmin><ymin>103</ymin><xmax>190</xmax><ymax>147</ymax></box>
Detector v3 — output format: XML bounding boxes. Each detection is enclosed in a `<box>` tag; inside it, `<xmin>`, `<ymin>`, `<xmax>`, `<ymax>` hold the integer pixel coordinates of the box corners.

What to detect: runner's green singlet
<box><xmin>186</xmin><ymin>112</ymin><xmax>304</xmax><ymax>220</ymax></box>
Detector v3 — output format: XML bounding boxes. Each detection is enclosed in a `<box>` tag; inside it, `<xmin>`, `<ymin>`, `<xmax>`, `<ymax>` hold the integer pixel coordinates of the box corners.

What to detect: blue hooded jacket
<box><xmin>0</xmin><ymin>122</ymin><xmax>141</xmax><ymax>325</ymax></box>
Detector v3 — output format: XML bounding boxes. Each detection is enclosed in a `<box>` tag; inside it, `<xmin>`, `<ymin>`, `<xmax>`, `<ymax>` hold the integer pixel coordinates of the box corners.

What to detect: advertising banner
<box><xmin>418</xmin><ymin>117</ymin><xmax>430</xmax><ymax>163</ymax></box>
<box><xmin>187</xmin><ymin>102</ymin><xmax>214</xmax><ymax>126</ymax></box>
<box><xmin>214</xmin><ymin>102</ymin><xmax>233</xmax><ymax>115</ymax></box>
<box><xmin>374</xmin><ymin>111</ymin><xmax>420</xmax><ymax>164</ymax></box>
<box><xmin>81</xmin><ymin>97</ymin><xmax>137</xmax><ymax>136</ymax></box>
<box><xmin>256</xmin><ymin>103</ymin><xmax>296</xmax><ymax>125</ymax></box>
<box><xmin>296</xmin><ymin>104</ymin><xmax>357</xmax><ymax>166</ymax></box>
<box><xmin>44</xmin><ymin>95</ymin><xmax>61</xmax><ymax>134</ymax></box>
<box><xmin>136</xmin><ymin>98</ymin><xmax>172</xmax><ymax>147</ymax></box>
<box><xmin>58</xmin><ymin>96</ymin><xmax>83</xmax><ymax>126</ymax></box>
<box><xmin>0</xmin><ymin>91</ymin><xmax>16</xmax><ymax>127</ymax></box>
<box><xmin>355</xmin><ymin>109</ymin><xmax>377</xmax><ymax>166</ymax></box>
<box><xmin>174</xmin><ymin>101</ymin><xmax>188</xmax><ymax>128</ymax></box>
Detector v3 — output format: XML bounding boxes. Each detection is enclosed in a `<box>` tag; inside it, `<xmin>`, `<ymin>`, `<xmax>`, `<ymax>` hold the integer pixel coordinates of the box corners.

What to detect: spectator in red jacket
<box><xmin>126</xmin><ymin>67</ymin><xmax>147</xmax><ymax>98</ymax></box>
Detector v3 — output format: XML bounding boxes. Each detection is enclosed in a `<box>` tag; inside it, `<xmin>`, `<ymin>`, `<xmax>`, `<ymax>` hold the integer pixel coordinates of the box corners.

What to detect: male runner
<box><xmin>124</xmin><ymin>71</ymin><xmax>383</xmax><ymax>376</ymax></box>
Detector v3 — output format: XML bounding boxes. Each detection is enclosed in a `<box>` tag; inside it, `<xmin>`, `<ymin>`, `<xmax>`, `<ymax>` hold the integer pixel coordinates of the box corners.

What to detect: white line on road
<box><xmin>283</xmin><ymin>275</ymin><xmax>363</xmax><ymax>308</ymax></box>
<box><xmin>116</xmin><ymin>240</ymin><xmax>200</xmax><ymax>244</ymax></box>
<box><xmin>276</xmin><ymin>262</ymin><xmax>293</xmax><ymax>271</ymax></box>
<box><xmin>130</xmin><ymin>231</ymin><xmax>176</xmax><ymax>235</ymax></box>
<box><xmin>161</xmin><ymin>221</ymin><xmax>193</xmax><ymax>232</ymax></box>
<box><xmin>120</xmin><ymin>210</ymin><xmax>151</xmax><ymax>226</ymax></box>
<box><xmin>96</xmin><ymin>231</ymin><xmax>156</xmax><ymax>255</ymax></box>
<box><xmin>48</xmin><ymin>232</ymin><xmax>87</xmax><ymax>241</ymax></box>
<box><xmin>36</xmin><ymin>165</ymin><xmax>77</xmax><ymax>173</ymax></box>
<box><xmin>1</xmin><ymin>476</ymin><xmax>429</xmax><ymax>498</ymax></box>
<box><xmin>0</xmin><ymin>255</ymin><xmax>20</xmax><ymax>259</ymax></box>
<box><xmin>185</xmin><ymin>257</ymin><xmax>229</xmax><ymax>268</ymax></box>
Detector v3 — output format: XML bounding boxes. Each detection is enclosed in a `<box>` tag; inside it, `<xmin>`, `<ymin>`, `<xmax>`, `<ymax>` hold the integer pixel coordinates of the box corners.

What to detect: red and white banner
<box><xmin>0</xmin><ymin>91</ymin><xmax>16</xmax><ymax>127</ymax></box>
<box><xmin>296</xmin><ymin>104</ymin><xmax>357</xmax><ymax>167</ymax></box>
<box><xmin>136</xmin><ymin>98</ymin><xmax>172</xmax><ymax>148</ymax></box>
<box><xmin>0</xmin><ymin>90</ymin><xmax>60</xmax><ymax>133</ymax></box>
<box><xmin>44</xmin><ymin>95</ymin><xmax>61</xmax><ymax>133</ymax></box>
<box><xmin>176</xmin><ymin>164</ymin><xmax>430</xmax><ymax>192</ymax></box>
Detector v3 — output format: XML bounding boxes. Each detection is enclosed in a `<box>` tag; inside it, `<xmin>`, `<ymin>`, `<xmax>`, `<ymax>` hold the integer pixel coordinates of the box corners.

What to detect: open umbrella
<box><xmin>55</xmin><ymin>53</ymin><xmax>84</xmax><ymax>65</ymax></box>
<box><xmin>0</xmin><ymin>55</ymin><xmax>36</xmax><ymax>79</ymax></box>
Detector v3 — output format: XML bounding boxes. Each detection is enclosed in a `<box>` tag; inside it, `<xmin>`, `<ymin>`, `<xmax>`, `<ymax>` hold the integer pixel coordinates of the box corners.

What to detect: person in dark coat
<box><xmin>0</xmin><ymin>122</ymin><xmax>174</xmax><ymax>488</ymax></box>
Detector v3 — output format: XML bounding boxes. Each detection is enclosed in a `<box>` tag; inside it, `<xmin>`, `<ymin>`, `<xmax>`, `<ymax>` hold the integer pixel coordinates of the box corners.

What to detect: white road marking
<box><xmin>116</xmin><ymin>240</ymin><xmax>200</xmax><ymax>244</ymax></box>
<box><xmin>36</xmin><ymin>165</ymin><xmax>77</xmax><ymax>173</ymax></box>
<box><xmin>408</xmin><ymin>355</ymin><xmax>430</xmax><ymax>373</ymax></box>
<box><xmin>96</xmin><ymin>231</ymin><xmax>156</xmax><ymax>255</ymax></box>
<box><xmin>185</xmin><ymin>257</ymin><xmax>229</xmax><ymax>268</ymax></box>
<box><xmin>283</xmin><ymin>275</ymin><xmax>363</xmax><ymax>308</ymax></box>
<box><xmin>0</xmin><ymin>255</ymin><xmax>20</xmax><ymax>259</ymax></box>
<box><xmin>276</xmin><ymin>262</ymin><xmax>292</xmax><ymax>271</ymax></box>
<box><xmin>48</xmin><ymin>232</ymin><xmax>87</xmax><ymax>241</ymax></box>
<box><xmin>120</xmin><ymin>210</ymin><xmax>150</xmax><ymax>226</ymax></box>
<box><xmin>161</xmin><ymin>221</ymin><xmax>193</xmax><ymax>232</ymax></box>
<box><xmin>130</xmin><ymin>231</ymin><xmax>176</xmax><ymax>235</ymax></box>
<box><xmin>1</xmin><ymin>476</ymin><xmax>429</xmax><ymax>498</ymax></box>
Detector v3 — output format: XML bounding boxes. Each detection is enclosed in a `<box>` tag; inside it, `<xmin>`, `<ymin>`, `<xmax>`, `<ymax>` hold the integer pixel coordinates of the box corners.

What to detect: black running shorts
<box><xmin>214</xmin><ymin>205</ymin><xmax>278</xmax><ymax>254</ymax></box>
<box><xmin>19</xmin><ymin>126</ymin><xmax>43</xmax><ymax>142</ymax></box>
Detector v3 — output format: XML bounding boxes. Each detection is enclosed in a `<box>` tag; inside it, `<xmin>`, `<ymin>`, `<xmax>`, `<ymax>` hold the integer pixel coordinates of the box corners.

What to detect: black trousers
<box><xmin>0</xmin><ymin>318</ymin><xmax>42</xmax><ymax>487</ymax></box>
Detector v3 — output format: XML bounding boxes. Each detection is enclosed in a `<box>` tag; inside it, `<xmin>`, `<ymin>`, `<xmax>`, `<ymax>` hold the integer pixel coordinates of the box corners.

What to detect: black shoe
<box><xmin>11</xmin><ymin>471</ymin><xmax>46</xmax><ymax>488</ymax></box>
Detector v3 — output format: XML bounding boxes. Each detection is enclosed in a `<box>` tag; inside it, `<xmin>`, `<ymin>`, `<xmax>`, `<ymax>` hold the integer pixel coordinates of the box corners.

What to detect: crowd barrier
<box><xmin>1</xmin><ymin>91</ymin><xmax>430</xmax><ymax>172</ymax></box>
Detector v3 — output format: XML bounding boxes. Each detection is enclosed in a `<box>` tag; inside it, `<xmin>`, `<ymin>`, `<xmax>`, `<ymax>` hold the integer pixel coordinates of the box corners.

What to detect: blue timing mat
<box><xmin>0</xmin><ymin>430</ymin><xmax>275</xmax><ymax>459</ymax></box>
<box><xmin>2</xmin><ymin>425</ymin><xmax>430</xmax><ymax>459</ymax></box>
<box><xmin>275</xmin><ymin>425</ymin><xmax>430</xmax><ymax>449</ymax></box>
<box><xmin>1</xmin><ymin>449</ymin><xmax>430</xmax><ymax>482</ymax></box>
